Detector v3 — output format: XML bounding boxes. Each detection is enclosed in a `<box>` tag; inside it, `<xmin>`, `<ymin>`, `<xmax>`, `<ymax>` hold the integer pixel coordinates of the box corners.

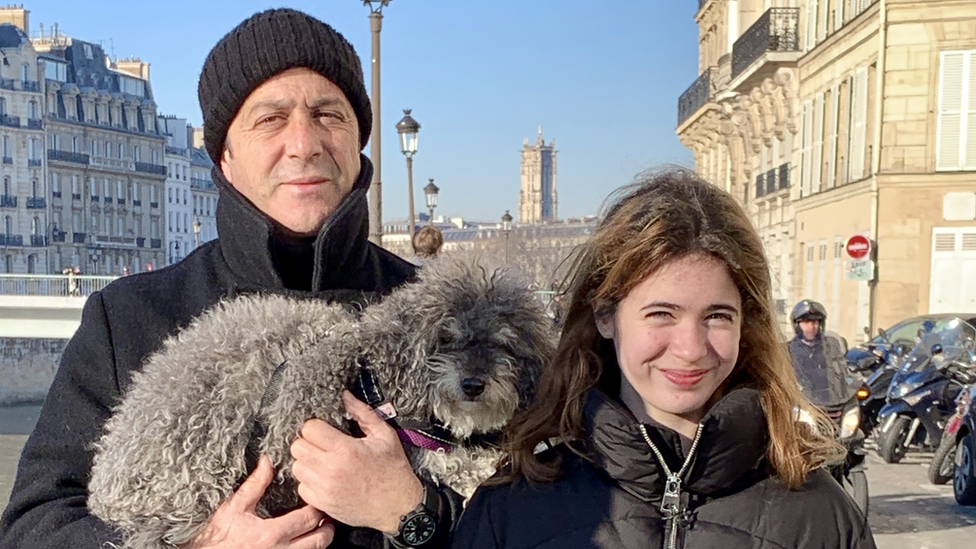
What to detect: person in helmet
<box><xmin>788</xmin><ymin>300</ymin><xmax>851</xmax><ymax>407</ymax></box>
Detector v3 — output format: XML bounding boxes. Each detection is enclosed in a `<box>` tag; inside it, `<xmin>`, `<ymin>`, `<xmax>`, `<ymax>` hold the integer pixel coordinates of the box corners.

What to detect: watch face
<box><xmin>402</xmin><ymin>513</ymin><xmax>436</xmax><ymax>546</ymax></box>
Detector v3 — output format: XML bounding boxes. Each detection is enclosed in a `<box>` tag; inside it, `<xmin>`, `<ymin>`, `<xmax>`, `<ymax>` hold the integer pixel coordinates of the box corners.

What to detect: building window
<box><xmin>73</xmin><ymin>136</ymin><xmax>80</xmax><ymax>153</ymax></box>
<box><xmin>51</xmin><ymin>173</ymin><xmax>60</xmax><ymax>194</ymax></box>
<box><xmin>2</xmin><ymin>136</ymin><xmax>8</xmax><ymax>158</ymax></box>
<box><xmin>119</xmin><ymin>143</ymin><xmax>125</xmax><ymax>158</ymax></box>
<box><xmin>29</xmin><ymin>139</ymin><xmax>38</xmax><ymax>160</ymax></box>
<box><xmin>106</xmin><ymin>141</ymin><xmax>112</xmax><ymax>158</ymax></box>
<box><xmin>134</xmin><ymin>146</ymin><xmax>141</xmax><ymax>162</ymax></box>
<box><xmin>183</xmin><ymin>189</ymin><xmax>188</xmax><ymax>205</ymax></box>
<box><xmin>28</xmin><ymin>101</ymin><xmax>37</xmax><ymax>119</ymax></box>
<box><xmin>168</xmin><ymin>187</ymin><xmax>173</xmax><ymax>203</ymax></box>
<box><xmin>91</xmin><ymin>139</ymin><xmax>98</xmax><ymax>156</ymax></box>
<box><xmin>937</xmin><ymin>50</ymin><xmax>976</xmax><ymax>171</ymax></box>
<box><xmin>3</xmin><ymin>176</ymin><xmax>10</xmax><ymax>196</ymax></box>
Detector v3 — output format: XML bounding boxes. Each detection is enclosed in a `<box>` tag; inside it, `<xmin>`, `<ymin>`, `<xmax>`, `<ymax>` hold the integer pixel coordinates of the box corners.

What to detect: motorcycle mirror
<box><xmin>932</xmin><ymin>343</ymin><xmax>944</xmax><ymax>355</ymax></box>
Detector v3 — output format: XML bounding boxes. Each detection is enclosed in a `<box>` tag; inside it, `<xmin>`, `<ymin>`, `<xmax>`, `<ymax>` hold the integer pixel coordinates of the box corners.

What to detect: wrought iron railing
<box><xmin>150</xmin><ymin>238</ymin><xmax>162</xmax><ymax>249</ymax></box>
<box><xmin>677</xmin><ymin>67</ymin><xmax>717</xmax><ymax>126</ymax></box>
<box><xmin>21</xmin><ymin>80</ymin><xmax>40</xmax><ymax>93</ymax></box>
<box><xmin>731</xmin><ymin>8</ymin><xmax>801</xmax><ymax>79</ymax></box>
<box><xmin>778</xmin><ymin>163</ymin><xmax>791</xmax><ymax>190</ymax></box>
<box><xmin>0</xmin><ymin>274</ymin><xmax>118</xmax><ymax>296</ymax></box>
<box><xmin>0</xmin><ymin>195</ymin><xmax>16</xmax><ymax>208</ymax></box>
<box><xmin>72</xmin><ymin>232</ymin><xmax>87</xmax><ymax>243</ymax></box>
<box><xmin>26</xmin><ymin>197</ymin><xmax>46</xmax><ymax>209</ymax></box>
<box><xmin>0</xmin><ymin>114</ymin><xmax>20</xmax><ymax>128</ymax></box>
<box><xmin>134</xmin><ymin>162</ymin><xmax>167</xmax><ymax>176</ymax></box>
<box><xmin>27</xmin><ymin>118</ymin><xmax>42</xmax><ymax>130</ymax></box>
<box><xmin>29</xmin><ymin>235</ymin><xmax>47</xmax><ymax>247</ymax></box>
<box><xmin>48</xmin><ymin>149</ymin><xmax>90</xmax><ymax>164</ymax></box>
<box><xmin>0</xmin><ymin>234</ymin><xmax>24</xmax><ymax>246</ymax></box>
<box><xmin>27</xmin><ymin>159</ymin><xmax>41</xmax><ymax>167</ymax></box>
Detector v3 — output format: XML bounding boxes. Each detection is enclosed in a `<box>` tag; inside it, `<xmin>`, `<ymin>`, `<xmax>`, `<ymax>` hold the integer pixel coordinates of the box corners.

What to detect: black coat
<box><xmin>452</xmin><ymin>388</ymin><xmax>876</xmax><ymax>549</ymax></box>
<box><xmin>0</xmin><ymin>157</ymin><xmax>416</xmax><ymax>549</ymax></box>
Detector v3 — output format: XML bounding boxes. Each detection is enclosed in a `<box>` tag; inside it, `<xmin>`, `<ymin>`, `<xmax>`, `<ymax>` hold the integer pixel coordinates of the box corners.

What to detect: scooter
<box><xmin>875</xmin><ymin>323</ymin><xmax>976</xmax><ymax>463</ymax></box>
<box><xmin>854</xmin><ymin>342</ymin><xmax>911</xmax><ymax>435</ymax></box>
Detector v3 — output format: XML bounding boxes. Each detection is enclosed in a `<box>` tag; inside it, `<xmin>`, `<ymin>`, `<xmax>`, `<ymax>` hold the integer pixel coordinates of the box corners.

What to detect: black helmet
<box><xmin>791</xmin><ymin>299</ymin><xmax>827</xmax><ymax>336</ymax></box>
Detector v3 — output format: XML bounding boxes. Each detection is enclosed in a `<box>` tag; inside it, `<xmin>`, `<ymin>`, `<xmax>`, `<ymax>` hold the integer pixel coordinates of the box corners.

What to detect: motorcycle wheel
<box><xmin>878</xmin><ymin>416</ymin><xmax>911</xmax><ymax>464</ymax></box>
<box><xmin>955</xmin><ymin>432</ymin><xmax>976</xmax><ymax>506</ymax></box>
<box><xmin>929</xmin><ymin>434</ymin><xmax>956</xmax><ymax>485</ymax></box>
<box><xmin>843</xmin><ymin>470</ymin><xmax>870</xmax><ymax>518</ymax></box>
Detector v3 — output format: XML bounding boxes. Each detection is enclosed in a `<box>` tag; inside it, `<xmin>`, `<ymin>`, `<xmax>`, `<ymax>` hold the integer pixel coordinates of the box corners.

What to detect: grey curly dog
<box><xmin>88</xmin><ymin>257</ymin><xmax>553</xmax><ymax>549</ymax></box>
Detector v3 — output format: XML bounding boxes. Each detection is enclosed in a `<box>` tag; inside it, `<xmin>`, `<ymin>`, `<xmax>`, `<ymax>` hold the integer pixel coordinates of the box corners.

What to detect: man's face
<box><xmin>220</xmin><ymin>68</ymin><xmax>361</xmax><ymax>236</ymax></box>
<box><xmin>799</xmin><ymin>319</ymin><xmax>821</xmax><ymax>341</ymax></box>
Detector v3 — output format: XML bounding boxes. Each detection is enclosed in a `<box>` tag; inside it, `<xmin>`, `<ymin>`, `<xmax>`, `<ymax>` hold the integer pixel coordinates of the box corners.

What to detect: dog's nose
<box><xmin>461</xmin><ymin>377</ymin><xmax>486</xmax><ymax>398</ymax></box>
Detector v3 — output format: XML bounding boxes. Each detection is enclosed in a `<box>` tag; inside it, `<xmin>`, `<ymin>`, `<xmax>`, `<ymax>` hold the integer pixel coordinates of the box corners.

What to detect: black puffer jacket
<box><xmin>0</xmin><ymin>156</ymin><xmax>416</xmax><ymax>549</ymax></box>
<box><xmin>453</xmin><ymin>388</ymin><xmax>876</xmax><ymax>549</ymax></box>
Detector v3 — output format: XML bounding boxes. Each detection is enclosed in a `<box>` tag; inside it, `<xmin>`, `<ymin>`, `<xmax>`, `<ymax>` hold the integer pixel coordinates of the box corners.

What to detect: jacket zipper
<box><xmin>638</xmin><ymin>423</ymin><xmax>704</xmax><ymax>549</ymax></box>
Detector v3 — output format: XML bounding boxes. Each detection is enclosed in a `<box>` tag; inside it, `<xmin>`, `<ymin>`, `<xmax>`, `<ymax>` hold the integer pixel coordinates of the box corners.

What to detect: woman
<box><xmin>452</xmin><ymin>169</ymin><xmax>875</xmax><ymax>548</ymax></box>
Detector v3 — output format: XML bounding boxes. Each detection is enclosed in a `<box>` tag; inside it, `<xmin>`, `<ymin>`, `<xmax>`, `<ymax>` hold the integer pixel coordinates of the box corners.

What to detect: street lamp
<box><xmin>192</xmin><ymin>218</ymin><xmax>201</xmax><ymax>248</ymax></box>
<box><xmin>89</xmin><ymin>245</ymin><xmax>102</xmax><ymax>275</ymax></box>
<box><xmin>501</xmin><ymin>210</ymin><xmax>513</xmax><ymax>263</ymax></box>
<box><xmin>362</xmin><ymin>0</ymin><xmax>393</xmax><ymax>245</ymax></box>
<box><xmin>396</xmin><ymin>109</ymin><xmax>420</xmax><ymax>238</ymax></box>
<box><xmin>424</xmin><ymin>179</ymin><xmax>439</xmax><ymax>225</ymax></box>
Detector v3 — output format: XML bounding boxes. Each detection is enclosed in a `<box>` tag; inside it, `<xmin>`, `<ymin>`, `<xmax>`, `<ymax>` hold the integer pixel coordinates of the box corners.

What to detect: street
<box><xmin>2</xmin><ymin>405</ymin><xmax>976</xmax><ymax>547</ymax></box>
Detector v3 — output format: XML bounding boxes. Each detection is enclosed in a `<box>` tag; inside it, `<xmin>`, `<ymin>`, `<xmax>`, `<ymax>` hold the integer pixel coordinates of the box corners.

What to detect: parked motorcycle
<box><xmin>874</xmin><ymin>318</ymin><xmax>976</xmax><ymax>464</ymax></box>
<box><xmin>929</xmin><ymin>385</ymin><xmax>974</xmax><ymax>484</ymax></box>
<box><xmin>852</xmin><ymin>336</ymin><xmax>911</xmax><ymax>435</ymax></box>
<box><xmin>953</xmin><ymin>383</ymin><xmax>976</xmax><ymax>505</ymax></box>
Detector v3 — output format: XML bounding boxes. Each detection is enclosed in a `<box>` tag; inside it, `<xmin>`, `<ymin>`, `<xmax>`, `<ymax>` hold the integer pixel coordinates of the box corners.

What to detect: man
<box><xmin>787</xmin><ymin>299</ymin><xmax>851</xmax><ymax>407</ymax></box>
<box><xmin>0</xmin><ymin>9</ymin><xmax>457</xmax><ymax>549</ymax></box>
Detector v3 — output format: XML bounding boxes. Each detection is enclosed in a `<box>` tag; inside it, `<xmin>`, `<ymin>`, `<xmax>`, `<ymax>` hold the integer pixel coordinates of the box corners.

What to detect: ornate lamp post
<box><xmin>192</xmin><ymin>218</ymin><xmax>201</xmax><ymax>248</ymax></box>
<box><xmin>396</xmin><ymin>109</ymin><xmax>420</xmax><ymax>238</ymax></box>
<box><xmin>501</xmin><ymin>210</ymin><xmax>513</xmax><ymax>263</ymax></box>
<box><xmin>362</xmin><ymin>0</ymin><xmax>392</xmax><ymax>245</ymax></box>
<box><xmin>423</xmin><ymin>179</ymin><xmax>439</xmax><ymax>225</ymax></box>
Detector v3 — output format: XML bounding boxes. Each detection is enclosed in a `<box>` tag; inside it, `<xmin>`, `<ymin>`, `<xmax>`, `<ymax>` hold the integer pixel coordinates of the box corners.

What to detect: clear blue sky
<box><xmin>29</xmin><ymin>1</ymin><xmax>699</xmax><ymax>222</ymax></box>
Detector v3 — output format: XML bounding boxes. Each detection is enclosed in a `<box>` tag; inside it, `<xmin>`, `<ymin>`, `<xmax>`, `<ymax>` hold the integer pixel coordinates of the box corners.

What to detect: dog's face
<box><xmin>380</xmin><ymin>259</ymin><xmax>554</xmax><ymax>440</ymax></box>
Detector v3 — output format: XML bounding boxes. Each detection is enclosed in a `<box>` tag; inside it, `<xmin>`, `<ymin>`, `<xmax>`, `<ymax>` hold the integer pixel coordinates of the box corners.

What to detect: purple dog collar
<box><xmin>397</xmin><ymin>428</ymin><xmax>454</xmax><ymax>453</ymax></box>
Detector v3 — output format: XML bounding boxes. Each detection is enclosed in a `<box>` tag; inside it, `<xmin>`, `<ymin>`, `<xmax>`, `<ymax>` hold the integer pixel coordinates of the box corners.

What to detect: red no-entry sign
<box><xmin>846</xmin><ymin>235</ymin><xmax>872</xmax><ymax>260</ymax></box>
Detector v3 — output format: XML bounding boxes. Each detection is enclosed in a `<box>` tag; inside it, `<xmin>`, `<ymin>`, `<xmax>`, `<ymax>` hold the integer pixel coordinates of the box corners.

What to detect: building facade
<box><xmin>679</xmin><ymin>0</ymin><xmax>976</xmax><ymax>342</ymax></box>
<box><xmin>518</xmin><ymin>127</ymin><xmax>558</xmax><ymax>224</ymax></box>
<box><xmin>189</xmin><ymin>146</ymin><xmax>217</xmax><ymax>253</ymax></box>
<box><xmin>31</xmin><ymin>26</ymin><xmax>167</xmax><ymax>275</ymax></box>
<box><xmin>0</xmin><ymin>20</ymin><xmax>48</xmax><ymax>274</ymax></box>
<box><xmin>159</xmin><ymin>115</ymin><xmax>192</xmax><ymax>265</ymax></box>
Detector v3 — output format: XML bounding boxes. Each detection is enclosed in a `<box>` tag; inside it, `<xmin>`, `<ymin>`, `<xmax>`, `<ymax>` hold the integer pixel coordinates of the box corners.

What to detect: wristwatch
<box><xmin>390</xmin><ymin>480</ymin><xmax>442</xmax><ymax>547</ymax></box>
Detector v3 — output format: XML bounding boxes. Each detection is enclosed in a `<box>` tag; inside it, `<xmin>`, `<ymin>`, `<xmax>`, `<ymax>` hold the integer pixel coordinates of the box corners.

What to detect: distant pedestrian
<box><xmin>410</xmin><ymin>225</ymin><xmax>444</xmax><ymax>266</ymax></box>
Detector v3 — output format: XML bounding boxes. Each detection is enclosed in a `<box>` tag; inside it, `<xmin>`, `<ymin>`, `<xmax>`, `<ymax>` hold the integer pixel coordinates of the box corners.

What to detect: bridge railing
<box><xmin>0</xmin><ymin>274</ymin><xmax>119</xmax><ymax>297</ymax></box>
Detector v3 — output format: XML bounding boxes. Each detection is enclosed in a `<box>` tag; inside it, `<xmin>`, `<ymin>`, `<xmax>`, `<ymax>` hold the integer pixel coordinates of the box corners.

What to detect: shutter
<box><xmin>801</xmin><ymin>100</ymin><xmax>814</xmax><ymax>197</ymax></box>
<box><xmin>849</xmin><ymin>67</ymin><xmax>868</xmax><ymax>181</ymax></box>
<box><xmin>935</xmin><ymin>232</ymin><xmax>957</xmax><ymax>252</ymax></box>
<box><xmin>807</xmin><ymin>0</ymin><xmax>819</xmax><ymax>51</ymax></box>
<box><xmin>819</xmin><ymin>0</ymin><xmax>830</xmax><ymax>40</ymax></box>
<box><xmin>826</xmin><ymin>84</ymin><xmax>840</xmax><ymax>188</ymax></box>
<box><xmin>938</xmin><ymin>52</ymin><xmax>965</xmax><ymax>170</ymax></box>
<box><xmin>965</xmin><ymin>52</ymin><xmax>976</xmax><ymax>170</ymax></box>
<box><xmin>835</xmin><ymin>0</ymin><xmax>846</xmax><ymax>31</ymax></box>
<box><xmin>812</xmin><ymin>93</ymin><xmax>825</xmax><ymax>193</ymax></box>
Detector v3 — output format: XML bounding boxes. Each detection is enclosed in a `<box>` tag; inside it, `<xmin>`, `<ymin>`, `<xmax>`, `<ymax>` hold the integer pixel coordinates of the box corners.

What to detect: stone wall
<box><xmin>0</xmin><ymin>338</ymin><xmax>67</xmax><ymax>405</ymax></box>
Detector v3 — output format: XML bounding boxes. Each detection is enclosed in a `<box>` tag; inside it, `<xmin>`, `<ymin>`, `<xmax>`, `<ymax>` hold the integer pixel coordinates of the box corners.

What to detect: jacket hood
<box><xmin>582</xmin><ymin>387</ymin><xmax>770</xmax><ymax>504</ymax></box>
<box><xmin>212</xmin><ymin>154</ymin><xmax>374</xmax><ymax>293</ymax></box>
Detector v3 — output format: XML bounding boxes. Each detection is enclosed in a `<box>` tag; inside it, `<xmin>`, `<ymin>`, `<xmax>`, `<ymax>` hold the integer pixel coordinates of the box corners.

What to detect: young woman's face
<box><xmin>597</xmin><ymin>254</ymin><xmax>742</xmax><ymax>427</ymax></box>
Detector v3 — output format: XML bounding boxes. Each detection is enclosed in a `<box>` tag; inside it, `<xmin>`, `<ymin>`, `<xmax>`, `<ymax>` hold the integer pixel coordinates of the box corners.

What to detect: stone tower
<box><xmin>519</xmin><ymin>126</ymin><xmax>557</xmax><ymax>224</ymax></box>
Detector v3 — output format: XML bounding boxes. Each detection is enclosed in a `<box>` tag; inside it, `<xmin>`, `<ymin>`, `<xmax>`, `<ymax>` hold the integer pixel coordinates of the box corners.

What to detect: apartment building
<box><xmin>678</xmin><ymin>0</ymin><xmax>976</xmax><ymax>341</ymax></box>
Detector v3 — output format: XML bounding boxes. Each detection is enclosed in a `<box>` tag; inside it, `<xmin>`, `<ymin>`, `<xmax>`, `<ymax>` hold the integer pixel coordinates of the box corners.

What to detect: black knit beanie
<box><xmin>198</xmin><ymin>8</ymin><xmax>371</xmax><ymax>165</ymax></box>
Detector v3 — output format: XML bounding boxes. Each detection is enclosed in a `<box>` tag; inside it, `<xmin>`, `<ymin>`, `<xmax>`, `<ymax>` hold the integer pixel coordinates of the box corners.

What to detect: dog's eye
<box><xmin>437</xmin><ymin>333</ymin><xmax>452</xmax><ymax>347</ymax></box>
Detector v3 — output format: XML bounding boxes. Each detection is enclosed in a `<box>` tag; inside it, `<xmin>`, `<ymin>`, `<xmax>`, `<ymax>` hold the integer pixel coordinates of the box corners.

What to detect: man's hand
<box><xmin>183</xmin><ymin>455</ymin><xmax>335</xmax><ymax>549</ymax></box>
<box><xmin>290</xmin><ymin>390</ymin><xmax>425</xmax><ymax>534</ymax></box>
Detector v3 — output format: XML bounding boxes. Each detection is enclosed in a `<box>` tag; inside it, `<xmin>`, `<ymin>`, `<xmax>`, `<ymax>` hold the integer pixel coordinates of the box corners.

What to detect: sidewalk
<box><xmin>0</xmin><ymin>404</ymin><xmax>41</xmax><ymax>509</ymax></box>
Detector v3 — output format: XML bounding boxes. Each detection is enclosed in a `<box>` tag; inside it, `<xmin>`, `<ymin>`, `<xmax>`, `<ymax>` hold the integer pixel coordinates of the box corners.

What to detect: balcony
<box><xmin>0</xmin><ymin>114</ymin><xmax>20</xmax><ymax>128</ymax></box>
<box><xmin>27</xmin><ymin>118</ymin><xmax>42</xmax><ymax>130</ymax></box>
<box><xmin>26</xmin><ymin>197</ymin><xmax>46</xmax><ymax>209</ymax></box>
<box><xmin>117</xmin><ymin>198</ymin><xmax>125</xmax><ymax>205</ymax></box>
<box><xmin>677</xmin><ymin>67</ymin><xmax>717</xmax><ymax>126</ymax></box>
<box><xmin>134</xmin><ymin>162</ymin><xmax>167</xmax><ymax>176</ymax></box>
<box><xmin>150</xmin><ymin>201</ymin><xmax>159</xmax><ymax>209</ymax></box>
<box><xmin>191</xmin><ymin>177</ymin><xmax>217</xmax><ymax>191</ymax></box>
<box><xmin>136</xmin><ymin>236</ymin><xmax>146</xmax><ymax>248</ymax></box>
<box><xmin>29</xmin><ymin>235</ymin><xmax>47</xmax><ymax>247</ymax></box>
<box><xmin>71</xmin><ymin>193</ymin><xmax>81</xmax><ymax>200</ymax></box>
<box><xmin>28</xmin><ymin>159</ymin><xmax>41</xmax><ymax>167</ymax></box>
<box><xmin>72</xmin><ymin>232</ymin><xmax>87</xmax><ymax>243</ymax></box>
<box><xmin>731</xmin><ymin>8</ymin><xmax>801</xmax><ymax>83</ymax></box>
<box><xmin>150</xmin><ymin>238</ymin><xmax>162</xmax><ymax>249</ymax></box>
<box><xmin>21</xmin><ymin>80</ymin><xmax>40</xmax><ymax>93</ymax></box>
<box><xmin>104</xmin><ymin>196</ymin><xmax>113</xmax><ymax>204</ymax></box>
<box><xmin>0</xmin><ymin>78</ymin><xmax>13</xmax><ymax>91</ymax></box>
<box><xmin>755</xmin><ymin>163</ymin><xmax>791</xmax><ymax>199</ymax></box>
<box><xmin>2</xmin><ymin>157</ymin><xmax>10</xmax><ymax>165</ymax></box>
<box><xmin>0</xmin><ymin>195</ymin><xmax>16</xmax><ymax>208</ymax></box>
<box><xmin>133</xmin><ymin>199</ymin><xmax>142</xmax><ymax>207</ymax></box>
<box><xmin>90</xmin><ymin>155</ymin><xmax>134</xmax><ymax>172</ymax></box>
<box><xmin>52</xmin><ymin>191</ymin><xmax>62</xmax><ymax>198</ymax></box>
<box><xmin>52</xmin><ymin>230</ymin><xmax>66</xmax><ymax>243</ymax></box>
<box><xmin>48</xmin><ymin>149</ymin><xmax>90</xmax><ymax>165</ymax></box>
<box><xmin>0</xmin><ymin>234</ymin><xmax>24</xmax><ymax>246</ymax></box>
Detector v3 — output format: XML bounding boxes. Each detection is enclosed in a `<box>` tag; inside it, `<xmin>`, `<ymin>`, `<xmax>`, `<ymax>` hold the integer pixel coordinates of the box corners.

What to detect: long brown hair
<box><xmin>504</xmin><ymin>168</ymin><xmax>842</xmax><ymax>489</ymax></box>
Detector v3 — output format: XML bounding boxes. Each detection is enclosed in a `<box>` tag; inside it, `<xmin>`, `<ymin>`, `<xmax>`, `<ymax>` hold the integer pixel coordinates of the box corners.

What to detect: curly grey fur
<box><xmin>88</xmin><ymin>257</ymin><xmax>553</xmax><ymax>549</ymax></box>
